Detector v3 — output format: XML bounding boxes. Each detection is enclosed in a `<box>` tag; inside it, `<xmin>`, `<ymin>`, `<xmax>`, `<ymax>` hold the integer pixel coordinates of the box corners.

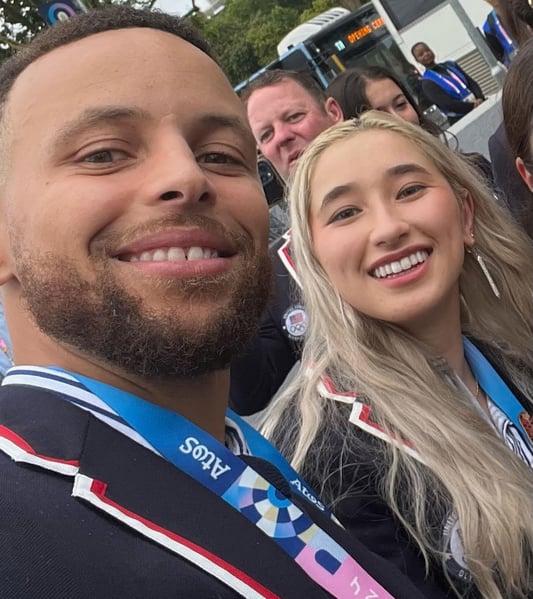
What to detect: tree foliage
<box><xmin>193</xmin><ymin>0</ymin><xmax>367</xmax><ymax>87</ymax></box>
<box><xmin>0</xmin><ymin>0</ymin><xmax>157</xmax><ymax>62</ymax></box>
<box><xmin>1</xmin><ymin>0</ymin><xmax>368</xmax><ymax>82</ymax></box>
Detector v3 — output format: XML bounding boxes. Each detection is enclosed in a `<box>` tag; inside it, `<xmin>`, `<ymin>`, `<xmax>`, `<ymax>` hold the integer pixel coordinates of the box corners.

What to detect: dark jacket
<box><xmin>272</xmin><ymin>346</ymin><xmax>532</xmax><ymax>598</ymax></box>
<box><xmin>489</xmin><ymin>121</ymin><xmax>533</xmax><ymax>224</ymax></box>
<box><xmin>0</xmin><ymin>383</ymin><xmax>432</xmax><ymax>599</ymax></box>
<box><xmin>230</xmin><ymin>232</ymin><xmax>303</xmax><ymax>415</ymax></box>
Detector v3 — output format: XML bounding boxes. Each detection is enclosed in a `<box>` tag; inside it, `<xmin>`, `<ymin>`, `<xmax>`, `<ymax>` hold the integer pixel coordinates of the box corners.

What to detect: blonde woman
<box><xmin>263</xmin><ymin>113</ymin><xmax>533</xmax><ymax>598</ymax></box>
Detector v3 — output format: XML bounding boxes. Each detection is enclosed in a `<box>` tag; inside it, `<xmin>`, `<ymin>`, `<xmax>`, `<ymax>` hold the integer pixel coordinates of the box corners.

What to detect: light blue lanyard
<box><xmin>424</xmin><ymin>65</ymin><xmax>470</xmax><ymax>100</ymax></box>
<box><xmin>227</xmin><ymin>409</ymin><xmax>327</xmax><ymax>512</ymax></box>
<box><xmin>464</xmin><ymin>337</ymin><xmax>533</xmax><ymax>449</ymax></box>
<box><xmin>59</xmin><ymin>371</ymin><xmax>395</xmax><ymax>599</ymax></box>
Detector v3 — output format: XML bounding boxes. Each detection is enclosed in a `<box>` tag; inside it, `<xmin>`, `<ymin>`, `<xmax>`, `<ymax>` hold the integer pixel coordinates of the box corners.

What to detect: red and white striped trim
<box><xmin>0</xmin><ymin>424</ymin><xmax>79</xmax><ymax>475</ymax></box>
<box><xmin>73</xmin><ymin>474</ymin><xmax>281</xmax><ymax>599</ymax></box>
<box><xmin>277</xmin><ymin>231</ymin><xmax>302</xmax><ymax>289</ymax></box>
<box><xmin>317</xmin><ymin>377</ymin><xmax>424</xmax><ymax>462</ymax></box>
<box><xmin>318</xmin><ymin>375</ymin><xmax>357</xmax><ymax>404</ymax></box>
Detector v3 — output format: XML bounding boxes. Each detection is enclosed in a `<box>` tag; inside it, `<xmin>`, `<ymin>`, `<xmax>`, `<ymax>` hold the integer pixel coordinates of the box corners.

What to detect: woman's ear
<box><xmin>515</xmin><ymin>157</ymin><xmax>533</xmax><ymax>192</ymax></box>
<box><xmin>462</xmin><ymin>192</ymin><xmax>475</xmax><ymax>248</ymax></box>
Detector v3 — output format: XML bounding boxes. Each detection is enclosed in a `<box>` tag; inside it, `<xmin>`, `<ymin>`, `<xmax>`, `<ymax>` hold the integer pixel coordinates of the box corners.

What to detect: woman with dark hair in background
<box><xmin>327</xmin><ymin>66</ymin><xmax>493</xmax><ymax>184</ymax></box>
<box><xmin>487</xmin><ymin>0</ymin><xmax>533</xmax><ymax>221</ymax></box>
<box><xmin>326</xmin><ymin>65</ymin><xmax>441</xmax><ymax>135</ymax></box>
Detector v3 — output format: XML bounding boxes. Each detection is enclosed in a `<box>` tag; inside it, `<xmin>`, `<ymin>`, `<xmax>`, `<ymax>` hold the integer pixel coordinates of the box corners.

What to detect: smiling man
<box><xmin>0</xmin><ymin>7</ymin><xmax>431</xmax><ymax>599</ymax></box>
<box><xmin>243</xmin><ymin>70</ymin><xmax>343</xmax><ymax>181</ymax></box>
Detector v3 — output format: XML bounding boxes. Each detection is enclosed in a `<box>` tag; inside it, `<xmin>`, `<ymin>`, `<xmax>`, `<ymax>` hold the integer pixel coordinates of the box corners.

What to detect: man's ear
<box><xmin>325</xmin><ymin>97</ymin><xmax>344</xmax><ymax>123</ymax></box>
<box><xmin>515</xmin><ymin>156</ymin><xmax>533</xmax><ymax>192</ymax></box>
<box><xmin>0</xmin><ymin>209</ymin><xmax>15</xmax><ymax>286</ymax></box>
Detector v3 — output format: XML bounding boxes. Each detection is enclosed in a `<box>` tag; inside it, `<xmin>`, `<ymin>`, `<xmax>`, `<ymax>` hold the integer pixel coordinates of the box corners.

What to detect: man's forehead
<box><xmin>6</xmin><ymin>27</ymin><xmax>244</xmax><ymax>134</ymax></box>
<box><xmin>8</xmin><ymin>28</ymin><xmax>218</xmax><ymax>107</ymax></box>
<box><xmin>248</xmin><ymin>80</ymin><xmax>319</xmax><ymax>122</ymax></box>
<box><xmin>253</xmin><ymin>80</ymin><xmax>314</xmax><ymax>104</ymax></box>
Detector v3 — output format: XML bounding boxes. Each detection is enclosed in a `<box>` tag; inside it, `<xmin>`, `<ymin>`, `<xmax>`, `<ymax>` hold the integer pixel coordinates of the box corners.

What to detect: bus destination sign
<box><xmin>346</xmin><ymin>17</ymin><xmax>385</xmax><ymax>45</ymax></box>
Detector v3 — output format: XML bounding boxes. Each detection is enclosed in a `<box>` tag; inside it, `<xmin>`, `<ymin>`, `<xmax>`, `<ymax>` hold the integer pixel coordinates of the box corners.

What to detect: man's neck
<box><xmin>12</xmin><ymin>334</ymin><xmax>230</xmax><ymax>444</ymax></box>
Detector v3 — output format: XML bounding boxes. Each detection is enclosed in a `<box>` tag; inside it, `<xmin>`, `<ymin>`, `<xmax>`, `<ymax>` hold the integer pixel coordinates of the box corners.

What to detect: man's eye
<box><xmin>82</xmin><ymin>149</ymin><xmax>127</xmax><ymax>164</ymax></box>
<box><xmin>287</xmin><ymin>112</ymin><xmax>304</xmax><ymax>122</ymax></box>
<box><xmin>259</xmin><ymin>131</ymin><xmax>273</xmax><ymax>144</ymax></box>
<box><xmin>197</xmin><ymin>152</ymin><xmax>242</xmax><ymax>166</ymax></box>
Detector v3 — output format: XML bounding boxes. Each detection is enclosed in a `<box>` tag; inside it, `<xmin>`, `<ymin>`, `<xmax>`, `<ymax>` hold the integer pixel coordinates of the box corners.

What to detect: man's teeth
<box><xmin>373</xmin><ymin>250</ymin><xmax>429</xmax><ymax>279</ymax></box>
<box><xmin>128</xmin><ymin>247</ymin><xmax>219</xmax><ymax>262</ymax></box>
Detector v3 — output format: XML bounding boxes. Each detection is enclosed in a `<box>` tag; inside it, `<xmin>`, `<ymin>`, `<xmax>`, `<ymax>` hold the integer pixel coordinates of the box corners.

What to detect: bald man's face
<box><xmin>247</xmin><ymin>79</ymin><xmax>342</xmax><ymax>180</ymax></box>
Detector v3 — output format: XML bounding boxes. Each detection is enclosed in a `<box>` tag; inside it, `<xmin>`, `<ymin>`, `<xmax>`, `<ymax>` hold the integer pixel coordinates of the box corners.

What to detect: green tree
<box><xmin>0</xmin><ymin>0</ymin><xmax>157</xmax><ymax>62</ymax></box>
<box><xmin>193</xmin><ymin>0</ymin><xmax>370</xmax><ymax>86</ymax></box>
<box><xmin>192</xmin><ymin>0</ymin><xmax>302</xmax><ymax>86</ymax></box>
<box><xmin>246</xmin><ymin>5</ymin><xmax>299</xmax><ymax>66</ymax></box>
<box><xmin>299</xmin><ymin>0</ymin><xmax>342</xmax><ymax>23</ymax></box>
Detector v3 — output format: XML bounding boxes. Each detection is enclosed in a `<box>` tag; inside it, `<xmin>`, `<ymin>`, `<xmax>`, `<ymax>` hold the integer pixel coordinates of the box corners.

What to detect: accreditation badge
<box><xmin>442</xmin><ymin>512</ymin><xmax>473</xmax><ymax>584</ymax></box>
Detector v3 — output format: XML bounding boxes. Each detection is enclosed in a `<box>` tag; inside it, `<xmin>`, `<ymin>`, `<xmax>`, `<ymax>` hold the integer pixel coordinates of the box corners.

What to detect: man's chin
<box><xmin>16</xmin><ymin>246</ymin><xmax>273</xmax><ymax>380</ymax></box>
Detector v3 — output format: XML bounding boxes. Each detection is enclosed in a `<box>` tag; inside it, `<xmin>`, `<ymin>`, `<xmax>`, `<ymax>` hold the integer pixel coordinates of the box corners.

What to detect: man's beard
<box><xmin>15</xmin><ymin>223</ymin><xmax>273</xmax><ymax>380</ymax></box>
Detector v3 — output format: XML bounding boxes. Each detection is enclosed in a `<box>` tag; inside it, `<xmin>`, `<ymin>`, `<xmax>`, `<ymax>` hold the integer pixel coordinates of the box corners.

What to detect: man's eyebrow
<box><xmin>196</xmin><ymin>113</ymin><xmax>256</xmax><ymax>147</ymax></box>
<box><xmin>52</xmin><ymin>106</ymin><xmax>149</xmax><ymax>151</ymax></box>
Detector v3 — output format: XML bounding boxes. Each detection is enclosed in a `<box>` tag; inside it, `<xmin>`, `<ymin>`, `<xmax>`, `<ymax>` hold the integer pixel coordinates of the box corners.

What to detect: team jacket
<box><xmin>230</xmin><ymin>231</ymin><xmax>303</xmax><ymax>415</ymax></box>
<box><xmin>0</xmin><ymin>383</ymin><xmax>433</xmax><ymax>599</ymax></box>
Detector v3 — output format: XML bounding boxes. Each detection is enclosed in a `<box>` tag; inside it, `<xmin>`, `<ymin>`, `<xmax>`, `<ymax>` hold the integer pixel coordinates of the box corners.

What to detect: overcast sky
<box><xmin>153</xmin><ymin>0</ymin><xmax>214</xmax><ymax>16</ymax></box>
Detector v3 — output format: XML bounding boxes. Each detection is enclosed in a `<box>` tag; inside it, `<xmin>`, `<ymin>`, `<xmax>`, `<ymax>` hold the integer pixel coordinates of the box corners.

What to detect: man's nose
<box><xmin>272</xmin><ymin>121</ymin><xmax>296</xmax><ymax>147</ymax></box>
<box><xmin>142</xmin><ymin>136</ymin><xmax>216</xmax><ymax>208</ymax></box>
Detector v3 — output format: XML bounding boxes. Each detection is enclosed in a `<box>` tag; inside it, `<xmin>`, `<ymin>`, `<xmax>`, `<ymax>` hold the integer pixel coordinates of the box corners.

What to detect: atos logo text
<box><xmin>179</xmin><ymin>437</ymin><xmax>232</xmax><ymax>480</ymax></box>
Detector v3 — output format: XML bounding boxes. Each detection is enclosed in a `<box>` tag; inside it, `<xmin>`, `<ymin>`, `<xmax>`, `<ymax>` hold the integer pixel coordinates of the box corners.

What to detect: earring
<box><xmin>467</xmin><ymin>233</ymin><xmax>501</xmax><ymax>299</ymax></box>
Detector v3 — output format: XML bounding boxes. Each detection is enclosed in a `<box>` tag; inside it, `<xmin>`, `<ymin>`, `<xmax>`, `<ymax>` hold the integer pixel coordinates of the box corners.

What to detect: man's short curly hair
<box><xmin>0</xmin><ymin>5</ymin><xmax>213</xmax><ymax>133</ymax></box>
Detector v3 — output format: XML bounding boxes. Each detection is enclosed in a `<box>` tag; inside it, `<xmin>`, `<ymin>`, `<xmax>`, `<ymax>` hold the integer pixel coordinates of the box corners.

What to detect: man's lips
<box><xmin>113</xmin><ymin>228</ymin><xmax>237</xmax><ymax>262</ymax></box>
<box><xmin>287</xmin><ymin>151</ymin><xmax>302</xmax><ymax>166</ymax></box>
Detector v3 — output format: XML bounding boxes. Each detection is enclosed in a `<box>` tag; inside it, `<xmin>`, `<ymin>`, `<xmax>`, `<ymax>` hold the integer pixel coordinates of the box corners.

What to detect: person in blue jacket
<box><xmin>411</xmin><ymin>42</ymin><xmax>485</xmax><ymax>125</ymax></box>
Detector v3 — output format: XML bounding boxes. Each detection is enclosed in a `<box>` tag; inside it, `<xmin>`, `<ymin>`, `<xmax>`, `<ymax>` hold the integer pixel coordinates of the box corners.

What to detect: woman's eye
<box><xmin>398</xmin><ymin>184</ymin><xmax>426</xmax><ymax>199</ymax></box>
<box><xmin>330</xmin><ymin>207</ymin><xmax>359</xmax><ymax>222</ymax></box>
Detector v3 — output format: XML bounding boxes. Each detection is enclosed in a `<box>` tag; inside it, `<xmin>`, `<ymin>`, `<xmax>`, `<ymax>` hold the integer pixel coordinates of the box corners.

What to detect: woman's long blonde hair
<box><xmin>263</xmin><ymin>113</ymin><xmax>533</xmax><ymax>598</ymax></box>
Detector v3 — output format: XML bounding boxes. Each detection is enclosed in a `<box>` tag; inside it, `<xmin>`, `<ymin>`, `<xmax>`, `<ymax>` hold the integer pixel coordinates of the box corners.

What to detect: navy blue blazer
<box><xmin>0</xmin><ymin>384</ymin><xmax>433</xmax><ymax>599</ymax></box>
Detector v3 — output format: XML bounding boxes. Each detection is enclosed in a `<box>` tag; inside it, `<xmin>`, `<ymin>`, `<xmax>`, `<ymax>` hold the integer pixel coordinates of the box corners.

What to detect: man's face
<box><xmin>0</xmin><ymin>28</ymin><xmax>272</xmax><ymax>378</ymax></box>
<box><xmin>246</xmin><ymin>79</ymin><xmax>341</xmax><ymax>180</ymax></box>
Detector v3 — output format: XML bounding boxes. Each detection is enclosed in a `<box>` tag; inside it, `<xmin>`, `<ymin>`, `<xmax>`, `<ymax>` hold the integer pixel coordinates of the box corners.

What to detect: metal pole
<box><xmin>446</xmin><ymin>0</ymin><xmax>506</xmax><ymax>87</ymax></box>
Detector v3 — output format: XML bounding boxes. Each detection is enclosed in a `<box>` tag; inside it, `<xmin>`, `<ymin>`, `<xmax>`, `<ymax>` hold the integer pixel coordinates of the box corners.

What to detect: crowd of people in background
<box><xmin>0</xmin><ymin>0</ymin><xmax>532</xmax><ymax>597</ymax></box>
